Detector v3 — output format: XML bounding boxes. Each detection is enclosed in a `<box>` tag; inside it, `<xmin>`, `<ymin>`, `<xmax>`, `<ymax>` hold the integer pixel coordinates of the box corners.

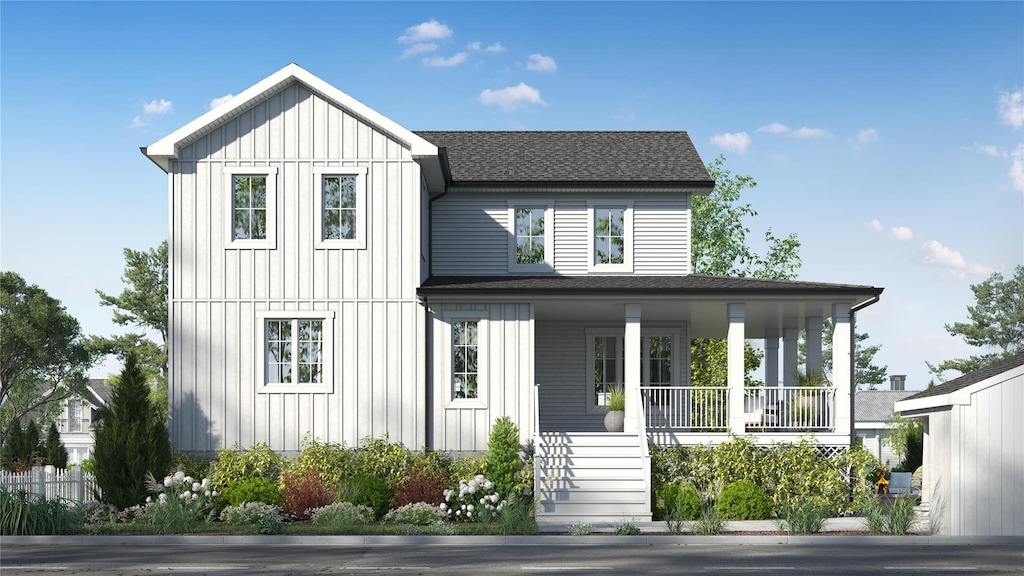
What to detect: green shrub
<box><xmin>614</xmin><ymin>520</ymin><xmax>641</xmax><ymax>535</ymax></box>
<box><xmin>337</xmin><ymin>474</ymin><xmax>393</xmax><ymax>520</ymax></box>
<box><xmin>485</xmin><ymin>416</ymin><xmax>522</xmax><ymax>500</ymax></box>
<box><xmin>209</xmin><ymin>443</ymin><xmax>285</xmax><ymax>494</ymax></box>
<box><xmin>220</xmin><ymin>502</ymin><xmax>284</xmax><ymax>535</ymax></box>
<box><xmin>309</xmin><ymin>502</ymin><xmax>374</xmax><ymax>532</ymax></box>
<box><xmin>354</xmin><ymin>435</ymin><xmax>413</xmax><ymax>486</ymax></box>
<box><xmin>448</xmin><ymin>455</ymin><xmax>487</xmax><ymax>490</ymax></box>
<box><xmin>220</xmin><ymin>476</ymin><xmax>283</xmax><ymax>507</ymax></box>
<box><xmin>693</xmin><ymin>505</ymin><xmax>726</xmax><ymax>535</ymax></box>
<box><xmin>171</xmin><ymin>449</ymin><xmax>214</xmax><ymax>480</ymax></box>
<box><xmin>496</xmin><ymin>494</ymin><xmax>537</xmax><ymax>535</ymax></box>
<box><xmin>141</xmin><ymin>471</ymin><xmax>216</xmax><ymax>534</ymax></box>
<box><xmin>568</xmin><ymin>521</ymin><xmax>591</xmax><ymax>535</ymax></box>
<box><xmin>0</xmin><ymin>488</ymin><xmax>78</xmax><ymax>535</ymax></box>
<box><xmin>886</xmin><ymin>494</ymin><xmax>918</xmax><ymax>535</ymax></box>
<box><xmin>716</xmin><ymin>480</ymin><xmax>771</xmax><ymax>520</ymax></box>
<box><xmin>383</xmin><ymin>502</ymin><xmax>447</xmax><ymax>525</ymax></box>
<box><xmin>862</xmin><ymin>498</ymin><xmax>887</xmax><ymax>533</ymax></box>
<box><xmin>284</xmin><ymin>435</ymin><xmax>357</xmax><ymax>488</ymax></box>
<box><xmin>392</xmin><ymin>463</ymin><xmax>448</xmax><ymax>508</ymax></box>
<box><xmin>778</xmin><ymin>500</ymin><xmax>829</xmax><ymax>533</ymax></box>
<box><xmin>44</xmin><ymin>422</ymin><xmax>68</xmax><ymax>469</ymax></box>
<box><xmin>655</xmin><ymin>482</ymin><xmax>702</xmax><ymax>521</ymax></box>
<box><xmin>281</xmin><ymin>468</ymin><xmax>334</xmax><ymax>519</ymax></box>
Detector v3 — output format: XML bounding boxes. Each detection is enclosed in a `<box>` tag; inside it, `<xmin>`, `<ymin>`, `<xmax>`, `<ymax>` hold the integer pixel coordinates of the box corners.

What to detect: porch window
<box><xmin>255</xmin><ymin>310</ymin><xmax>335</xmax><ymax>393</ymax></box>
<box><xmin>586</xmin><ymin>201</ymin><xmax>633</xmax><ymax>272</ymax></box>
<box><xmin>508</xmin><ymin>202</ymin><xmax>554</xmax><ymax>271</ymax></box>
<box><xmin>453</xmin><ymin>320</ymin><xmax>479</xmax><ymax>399</ymax></box>
<box><xmin>646</xmin><ymin>336</ymin><xmax>672</xmax><ymax>385</ymax></box>
<box><xmin>586</xmin><ymin>330</ymin><xmax>677</xmax><ymax>414</ymax></box>
<box><xmin>225</xmin><ymin>166</ymin><xmax>278</xmax><ymax>249</ymax></box>
<box><xmin>314</xmin><ymin>167</ymin><xmax>367</xmax><ymax>249</ymax></box>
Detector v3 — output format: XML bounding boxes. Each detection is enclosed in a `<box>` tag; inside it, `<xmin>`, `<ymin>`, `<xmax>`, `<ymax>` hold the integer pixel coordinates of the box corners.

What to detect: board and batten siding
<box><xmin>430</xmin><ymin>303</ymin><xmax>535</xmax><ymax>452</ymax></box>
<box><xmin>168</xmin><ymin>82</ymin><xmax>425</xmax><ymax>453</ymax></box>
<box><xmin>431</xmin><ymin>193</ymin><xmax>690</xmax><ymax>276</ymax></box>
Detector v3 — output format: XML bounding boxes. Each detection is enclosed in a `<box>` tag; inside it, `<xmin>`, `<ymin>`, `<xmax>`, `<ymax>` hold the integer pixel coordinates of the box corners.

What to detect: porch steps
<box><xmin>535</xmin><ymin>432</ymin><xmax>651</xmax><ymax>527</ymax></box>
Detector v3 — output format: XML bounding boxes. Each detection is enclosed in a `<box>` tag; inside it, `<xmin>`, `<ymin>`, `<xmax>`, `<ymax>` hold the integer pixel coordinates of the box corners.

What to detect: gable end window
<box><xmin>314</xmin><ymin>167</ymin><xmax>367</xmax><ymax>249</ymax></box>
<box><xmin>256</xmin><ymin>310</ymin><xmax>335</xmax><ymax>393</ymax></box>
<box><xmin>225</xmin><ymin>167</ymin><xmax>278</xmax><ymax>249</ymax></box>
<box><xmin>507</xmin><ymin>202</ymin><xmax>554</xmax><ymax>272</ymax></box>
<box><xmin>587</xmin><ymin>201</ymin><xmax>633</xmax><ymax>272</ymax></box>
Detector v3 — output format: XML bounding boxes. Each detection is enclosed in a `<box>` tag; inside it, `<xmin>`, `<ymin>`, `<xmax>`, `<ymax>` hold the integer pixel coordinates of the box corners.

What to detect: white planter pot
<box><xmin>604</xmin><ymin>410</ymin><xmax>625</xmax><ymax>432</ymax></box>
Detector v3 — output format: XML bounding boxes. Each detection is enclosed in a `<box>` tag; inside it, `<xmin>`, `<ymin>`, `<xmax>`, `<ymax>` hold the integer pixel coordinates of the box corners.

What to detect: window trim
<box><xmin>507</xmin><ymin>201</ymin><xmax>554</xmax><ymax>272</ymax></box>
<box><xmin>225</xmin><ymin>166</ymin><xmax>278</xmax><ymax>250</ymax></box>
<box><xmin>442</xmin><ymin>311</ymin><xmax>488</xmax><ymax>409</ymax></box>
<box><xmin>313</xmin><ymin>166</ymin><xmax>368</xmax><ymax>250</ymax></box>
<box><xmin>586</xmin><ymin>200</ymin><xmax>633</xmax><ymax>273</ymax></box>
<box><xmin>255</xmin><ymin>309</ymin><xmax>335</xmax><ymax>394</ymax></box>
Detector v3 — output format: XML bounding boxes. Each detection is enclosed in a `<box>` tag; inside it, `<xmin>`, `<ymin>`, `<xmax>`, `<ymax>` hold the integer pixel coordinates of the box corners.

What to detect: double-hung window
<box><xmin>314</xmin><ymin>167</ymin><xmax>367</xmax><ymax>249</ymax></box>
<box><xmin>443</xmin><ymin>313</ymin><xmax>488</xmax><ymax>406</ymax></box>
<box><xmin>587</xmin><ymin>200</ymin><xmax>633</xmax><ymax>272</ymax></box>
<box><xmin>67</xmin><ymin>398</ymin><xmax>83</xmax><ymax>433</ymax></box>
<box><xmin>225</xmin><ymin>167</ymin><xmax>278</xmax><ymax>249</ymax></box>
<box><xmin>256</xmin><ymin>310</ymin><xmax>335</xmax><ymax>393</ymax></box>
<box><xmin>585</xmin><ymin>329</ymin><xmax>677</xmax><ymax>413</ymax></box>
<box><xmin>508</xmin><ymin>202</ymin><xmax>553</xmax><ymax>271</ymax></box>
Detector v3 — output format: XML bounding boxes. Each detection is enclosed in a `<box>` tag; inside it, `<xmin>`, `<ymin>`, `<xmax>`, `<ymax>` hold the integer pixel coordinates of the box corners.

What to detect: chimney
<box><xmin>890</xmin><ymin>375</ymin><xmax>906</xmax><ymax>391</ymax></box>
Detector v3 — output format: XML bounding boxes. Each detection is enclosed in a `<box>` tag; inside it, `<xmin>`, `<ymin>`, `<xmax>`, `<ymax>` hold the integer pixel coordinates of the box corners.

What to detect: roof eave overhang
<box><xmin>418</xmin><ymin>286</ymin><xmax>884</xmax><ymax>300</ymax></box>
<box><xmin>895</xmin><ymin>363</ymin><xmax>1024</xmax><ymax>414</ymax></box>
<box><xmin>446</xmin><ymin>180</ymin><xmax>716</xmax><ymax>192</ymax></box>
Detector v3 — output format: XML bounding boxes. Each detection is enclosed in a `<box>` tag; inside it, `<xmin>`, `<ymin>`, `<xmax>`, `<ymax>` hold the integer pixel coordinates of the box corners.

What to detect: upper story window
<box><xmin>256</xmin><ymin>310</ymin><xmax>335</xmax><ymax>393</ymax></box>
<box><xmin>225</xmin><ymin>166</ymin><xmax>278</xmax><ymax>249</ymax></box>
<box><xmin>587</xmin><ymin>200</ymin><xmax>633</xmax><ymax>273</ymax></box>
<box><xmin>65</xmin><ymin>397</ymin><xmax>84</xmax><ymax>433</ymax></box>
<box><xmin>508</xmin><ymin>202</ymin><xmax>554</xmax><ymax>272</ymax></box>
<box><xmin>314</xmin><ymin>167</ymin><xmax>367</xmax><ymax>249</ymax></box>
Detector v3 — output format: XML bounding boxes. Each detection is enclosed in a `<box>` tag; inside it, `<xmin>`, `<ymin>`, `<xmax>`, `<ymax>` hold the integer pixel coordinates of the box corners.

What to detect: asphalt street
<box><xmin>2</xmin><ymin>543</ymin><xmax>1022</xmax><ymax>576</ymax></box>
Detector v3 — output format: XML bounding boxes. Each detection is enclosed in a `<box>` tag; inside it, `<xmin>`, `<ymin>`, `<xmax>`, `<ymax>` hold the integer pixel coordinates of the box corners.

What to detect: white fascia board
<box><xmin>145</xmin><ymin>63</ymin><xmax>437</xmax><ymax>172</ymax></box>
<box><xmin>894</xmin><ymin>363</ymin><xmax>1024</xmax><ymax>414</ymax></box>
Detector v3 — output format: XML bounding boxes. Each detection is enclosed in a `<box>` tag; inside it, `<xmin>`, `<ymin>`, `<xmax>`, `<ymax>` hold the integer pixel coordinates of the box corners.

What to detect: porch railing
<box><xmin>640</xmin><ymin>386</ymin><xmax>729</xmax><ymax>430</ymax></box>
<box><xmin>640</xmin><ymin>386</ymin><xmax>836</xmax><ymax>432</ymax></box>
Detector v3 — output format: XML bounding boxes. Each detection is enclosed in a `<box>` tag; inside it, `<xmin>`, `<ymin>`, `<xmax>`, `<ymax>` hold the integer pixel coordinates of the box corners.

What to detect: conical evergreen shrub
<box><xmin>1</xmin><ymin>420</ymin><xmax>25</xmax><ymax>471</ymax></box>
<box><xmin>93</xmin><ymin>353</ymin><xmax>172</xmax><ymax>509</ymax></box>
<box><xmin>45</xmin><ymin>422</ymin><xmax>68</xmax><ymax>469</ymax></box>
<box><xmin>24</xmin><ymin>419</ymin><xmax>43</xmax><ymax>466</ymax></box>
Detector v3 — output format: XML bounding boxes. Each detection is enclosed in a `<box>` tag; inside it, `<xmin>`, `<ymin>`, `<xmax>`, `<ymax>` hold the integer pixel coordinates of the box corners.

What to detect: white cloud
<box><xmin>478</xmin><ymin>82</ymin><xmax>547</xmax><ymax>112</ymax></box>
<box><xmin>709</xmin><ymin>132</ymin><xmax>752</xmax><ymax>154</ymax></box>
<box><xmin>1010</xmin><ymin>144</ymin><xmax>1024</xmax><ymax>194</ymax></box>
<box><xmin>143</xmin><ymin>99</ymin><xmax>173</xmax><ymax>115</ymax></box>
<box><xmin>864</xmin><ymin>219</ymin><xmax>883</xmax><ymax>232</ymax></box>
<box><xmin>468</xmin><ymin>41</ymin><xmax>505</xmax><ymax>53</ymax></box>
<box><xmin>402</xmin><ymin>42</ymin><xmax>437</xmax><ymax>58</ymax></box>
<box><xmin>888</xmin><ymin>226</ymin><xmax>914</xmax><ymax>241</ymax></box>
<box><xmin>208</xmin><ymin>94</ymin><xmax>234</xmax><ymax>109</ymax></box>
<box><xmin>918</xmin><ymin>240</ymin><xmax>998</xmax><ymax>277</ymax></box>
<box><xmin>855</xmin><ymin>128</ymin><xmax>879</xmax><ymax>144</ymax></box>
<box><xmin>467</xmin><ymin>41</ymin><xmax>481</xmax><ymax>51</ymax></box>
<box><xmin>526</xmin><ymin>53</ymin><xmax>557</xmax><ymax>72</ymax></box>
<box><xmin>398</xmin><ymin>19</ymin><xmax>453</xmax><ymax>44</ymax></box>
<box><xmin>485</xmin><ymin>42</ymin><xmax>506</xmax><ymax>53</ymax></box>
<box><xmin>997</xmin><ymin>89</ymin><xmax>1023</xmax><ymax>129</ymax></box>
<box><xmin>791</xmin><ymin>126</ymin><xmax>828</xmax><ymax>139</ymax></box>
<box><xmin>422</xmin><ymin>52</ymin><xmax>468</xmax><ymax>68</ymax></box>
<box><xmin>129</xmin><ymin>115</ymin><xmax>148</xmax><ymax>129</ymax></box>
<box><xmin>969</xmin><ymin>142</ymin><xmax>1002</xmax><ymax>157</ymax></box>
<box><xmin>757</xmin><ymin>122</ymin><xmax>791</xmax><ymax>134</ymax></box>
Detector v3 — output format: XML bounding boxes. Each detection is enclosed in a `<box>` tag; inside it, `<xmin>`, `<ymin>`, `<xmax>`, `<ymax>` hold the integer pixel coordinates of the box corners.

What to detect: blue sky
<box><xmin>2</xmin><ymin>2</ymin><xmax>1022</xmax><ymax>390</ymax></box>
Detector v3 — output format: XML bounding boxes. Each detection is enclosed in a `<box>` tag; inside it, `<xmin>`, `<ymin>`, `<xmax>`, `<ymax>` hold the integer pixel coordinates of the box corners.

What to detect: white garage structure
<box><xmin>895</xmin><ymin>352</ymin><xmax>1024</xmax><ymax>536</ymax></box>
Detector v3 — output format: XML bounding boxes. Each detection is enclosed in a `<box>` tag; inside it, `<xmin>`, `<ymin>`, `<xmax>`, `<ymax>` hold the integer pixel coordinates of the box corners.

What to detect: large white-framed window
<box><xmin>442</xmin><ymin>312</ymin><xmax>488</xmax><ymax>408</ymax></box>
<box><xmin>64</xmin><ymin>397</ymin><xmax>84</xmax><ymax>433</ymax></box>
<box><xmin>313</xmin><ymin>166</ymin><xmax>368</xmax><ymax>249</ymax></box>
<box><xmin>585</xmin><ymin>328</ymin><xmax>679</xmax><ymax>414</ymax></box>
<box><xmin>225</xmin><ymin>166</ymin><xmax>278</xmax><ymax>249</ymax></box>
<box><xmin>255</xmin><ymin>310</ymin><xmax>335</xmax><ymax>394</ymax></box>
<box><xmin>507</xmin><ymin>202</ymin><xmax>554</xmax><ymax>272</ymax></box>
<box><xmin>586</xmin><ymin>200</ymin><xmax>633</xmax><ymax>273</ymax></box>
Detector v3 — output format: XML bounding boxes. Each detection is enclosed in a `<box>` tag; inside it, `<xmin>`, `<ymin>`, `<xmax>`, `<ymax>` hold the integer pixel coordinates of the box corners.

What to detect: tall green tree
<box><xmin>92</xmin><ymin>353</ymin><xmax>172</xmax><ymax>509</ymax></box>
<box><xmin>927</xmin><ymin>265</ymin><xmax>1023</xmax><ymax>379</ymax></box>
<box><xmin>88</xmin><ymin>241</ymin><xmax>169</xmax><ymax>418</ymax></box>
<box><xmin>799</xmin><ymin>318</ymin><xmax>887</xmax><ymax>390</ymax></box>
<box><xmin>0</xmin><ymin>272</ymin><xmax>92</xmax><ymax>447</ymax></box>
<box><xmin>690</xmin><ymin>156</ymin><xmax>802</xmax><ymax>386</ymax></box>
<box><xmin>0</xmin><ymin>420</ymin><xmax>26</xmax><ymax>472</ymax></box>
<box><xmin>45</xmin><ymin>422</ymin><xmax>68</xmax><ymax>469</ymax></box>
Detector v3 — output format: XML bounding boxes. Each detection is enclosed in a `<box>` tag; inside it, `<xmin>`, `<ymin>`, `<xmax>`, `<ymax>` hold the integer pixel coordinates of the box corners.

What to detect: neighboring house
<box><xmin>143</xmin><ymin>64</ymin><xmax>883</xmax><ymax>524</ymax></box>
<box><xmin>895</xmin><ymin>352</ymin><xmax>1024</xmax><ymax>536</ymax></box>
<box><xmin>56</xmin><ymin>379</ymin><xmax>111</xmax><ymax>465</ymax></box>
<box><xmin>854</xmin><ymin>389</ymin><xmax>915</xmax><ymax>466</ymax></box>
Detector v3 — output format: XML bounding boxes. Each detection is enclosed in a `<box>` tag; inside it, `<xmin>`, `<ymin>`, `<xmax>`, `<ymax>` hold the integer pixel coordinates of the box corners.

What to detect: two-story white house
<box><xmin>144</xmin><ymin>64</ymin><xmax>882</xmax><ymax>524</ymax></box>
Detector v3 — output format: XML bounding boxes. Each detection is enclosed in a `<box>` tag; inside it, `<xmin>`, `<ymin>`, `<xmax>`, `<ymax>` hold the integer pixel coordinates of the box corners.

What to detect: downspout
<box><xmin>848</xmin><ymin>294</ymin><xmax>881</xmax><ymax>448</ymax></box>
<box><xmin>421</xmin><ymin>294</ymin><xmax>432</xmax><ymax>451</ymax></box>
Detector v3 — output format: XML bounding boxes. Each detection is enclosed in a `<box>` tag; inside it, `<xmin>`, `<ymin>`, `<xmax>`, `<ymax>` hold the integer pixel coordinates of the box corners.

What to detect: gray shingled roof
<box><xmin>86</xmin><ymin>378</ymin><xmax>113</xmax><ymax>406</ymax></box>
<box><xmin>855</xmin><ymin>390</ymin><xmax>916</xmax><ymax>422</ymax></box>
<box><xmin>413</xmin><ymin>131</ymin><xmax>714</xmax><ymax>186</ymax></box>
<box><xmin>419</xmin><ymin>275</ymin><xmax>884</xmax><ymax>295</ymax></box>
<box><xmin>902</xmin><ymin>352</ymin><xmax>1024</xmax><ymax>401</ymax></box>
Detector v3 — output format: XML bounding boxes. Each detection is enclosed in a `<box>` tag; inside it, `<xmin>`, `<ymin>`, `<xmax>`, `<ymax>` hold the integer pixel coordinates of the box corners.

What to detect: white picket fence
<box><xmin>0</xmin><ymin>466</ymin><xmax>100</xmax><ymax>503</ymax></box>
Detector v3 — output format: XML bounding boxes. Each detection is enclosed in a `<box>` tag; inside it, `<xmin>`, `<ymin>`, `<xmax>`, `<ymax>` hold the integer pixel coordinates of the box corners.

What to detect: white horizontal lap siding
<box><xmin>535</xmin><ymin>322</ymin><xmax>602</xmax><ymax>432</ymax></box>
<box><xmin>552</xmin><ymin>200</ymin><xmax>588</xmax><ymax>274</ymax></box>
<box><xmin>431</xmin><ymin>303</ymin><xmax>534</xmax><ymax>452</ymax></box>
<box><xmin>168</xmin><ymin>81</ymin><xmax>424</xmax><ymax>453</ymax></box>
<box><xmin>431</xmin><ymin>196</ymin><xmax>509</xmax><ymax>275</ymax></box>
<box><xmin>633</xmin><ymin>198</ymin><xmax>689</xmax><ymax>275</ymax></box>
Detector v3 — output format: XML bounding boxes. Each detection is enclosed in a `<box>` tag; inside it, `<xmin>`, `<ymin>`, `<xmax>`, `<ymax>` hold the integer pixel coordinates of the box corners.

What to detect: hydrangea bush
<box><xmin>442</xmin><ymin>474</ymin><xmax>504</xmax><ymax>522</ymax></box>
<box><xmin>141</xmin><ymin>471</ymin><xmax>218</xmax><ymax>533</ymax></box>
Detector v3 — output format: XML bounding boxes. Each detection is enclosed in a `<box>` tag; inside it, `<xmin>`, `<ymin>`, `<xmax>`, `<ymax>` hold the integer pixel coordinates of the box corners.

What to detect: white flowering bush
<box><xmin>442</xmin><ymin>474</ymin><xmax>505</xmax><ymax>522</ymax></box>
<box><xmin>383</xmin><ymin>502</ymin><xmax>448</xmax><ymax>526</ymax></box>
<box><xmin>220</xmin><ymin>502</ymin><xmax>285</xmax><ymax>535</ymax></box>
<box><xmin>141</xmin><ymin>470</ymin><xmax>218</xmax><ymax>534</ymax></box>
<box><xmin>308</xmin><ymin>502</ymin><xmax>374</xmax><ymax>531</ymax></box>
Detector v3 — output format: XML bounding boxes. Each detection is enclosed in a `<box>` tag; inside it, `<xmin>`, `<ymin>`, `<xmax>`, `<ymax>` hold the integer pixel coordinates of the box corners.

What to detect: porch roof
<box><xmin>419</xmin><ymin>274</ymin><xmax>883</xmax><ymax>298</ymax></box>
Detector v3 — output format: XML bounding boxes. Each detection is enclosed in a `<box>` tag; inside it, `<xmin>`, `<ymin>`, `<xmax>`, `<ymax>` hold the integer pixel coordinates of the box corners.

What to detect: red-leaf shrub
<box><xmin>281</xmin><ymin>467</ymin><xmax>333</xmax><ymax>519</ymax></box>
<box><xmin>392</xmin><ymin>464</ymin><xmax>449</xmax><ymax>508</ymax></box>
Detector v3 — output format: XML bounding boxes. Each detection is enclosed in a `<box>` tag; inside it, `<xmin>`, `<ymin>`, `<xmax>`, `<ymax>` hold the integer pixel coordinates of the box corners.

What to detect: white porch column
<box><xmin>783</xmin><ymin>328</ymin><xmax>799</xmax><ymax>386</ymax></box>
<box><xmin>765</xmin><ymin>336</ymin><xmax>779</xmax><ymax>388</ymax></box>
<box><xmin>832</xmin><ymin>304</ymin><xmax>852</xmax><ymax>437</ymax></box>
<box><xmin>624</xmin><ymin>303</ymin><xmax>642</xmax><ymax>434</ymax></box>
<box><xmin>805</xmin><ymin>316</ymin><xmax>823</xmax><ymax>375</ymax></box>
<box><xmin>727</xmin><ymin>304</ymin><xmax>746</xmax><ymax>435</ymax></box>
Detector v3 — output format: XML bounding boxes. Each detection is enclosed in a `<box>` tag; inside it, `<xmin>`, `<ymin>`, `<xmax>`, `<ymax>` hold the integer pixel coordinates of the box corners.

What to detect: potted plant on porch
<box><xmin>603</xmin><ymin>385</ymin><xmax>626</xmax><ymax>432</ymax></box>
